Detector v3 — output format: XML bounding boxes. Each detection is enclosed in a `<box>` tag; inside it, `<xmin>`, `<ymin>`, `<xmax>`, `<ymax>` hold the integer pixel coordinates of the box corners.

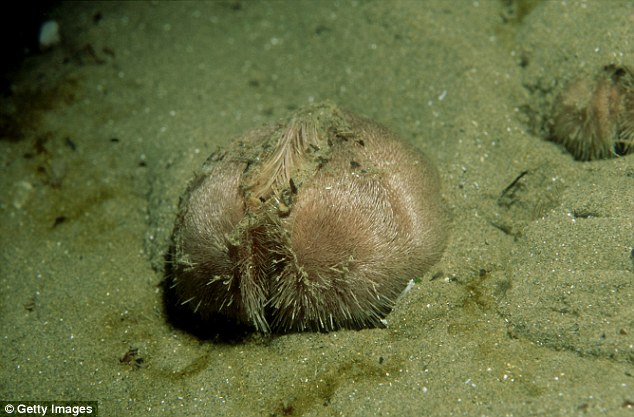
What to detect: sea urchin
<box><xmin>167</xmin><ymin>102</ymin><xmax>448</xmax><ymax>333</ymax></box>
<box><xmin>549</xmin><ymin>64</ymin><xmax>634</xmax><ymax>161</ymax></box>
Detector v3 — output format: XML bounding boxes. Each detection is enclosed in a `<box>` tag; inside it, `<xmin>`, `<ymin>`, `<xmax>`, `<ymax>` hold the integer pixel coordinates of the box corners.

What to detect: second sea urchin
<box><xmin>549</xmin><ymin>64</ymin><xmax>634</xmax><ymax>161</ymax></box>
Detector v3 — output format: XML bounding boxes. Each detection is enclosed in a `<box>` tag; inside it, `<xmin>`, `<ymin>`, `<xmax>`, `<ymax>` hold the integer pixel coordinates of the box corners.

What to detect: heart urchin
<box><xmin>549</xmin><ymin>64</ymin><xmax>634</xmax><ymax>161</ymax></box>
<box><xmin>166</xmin><ymin>102</ymin><xmax>448</xmax><ymax>333</ymax></box>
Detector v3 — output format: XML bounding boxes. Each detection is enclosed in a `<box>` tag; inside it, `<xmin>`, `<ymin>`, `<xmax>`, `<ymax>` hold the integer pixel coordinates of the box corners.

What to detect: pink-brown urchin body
<box><xmin>167</xmin><ymin>102</ymin><xmax>448</xmax><ymax>333</ymax></box>
<box><xmin>619</xmin><ymin>67</ymin><xmax>634</xmax><ymax>154</ymax></box>
<box><xmin>549</xmin><ymin>65</ymin><xmax>634</xmax><ymax>161</ymax></box>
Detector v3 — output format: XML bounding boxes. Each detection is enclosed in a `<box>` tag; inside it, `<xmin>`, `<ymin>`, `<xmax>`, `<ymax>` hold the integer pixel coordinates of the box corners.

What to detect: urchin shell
<box><xmin>167</xmin><ymin>102</ymin><xmax>447</xmax><ymax>333</ymax></box>
<box><xmin>549</xmin><ymin>64</ymin><xmax>634</xmax><ymax>161</ymax></box>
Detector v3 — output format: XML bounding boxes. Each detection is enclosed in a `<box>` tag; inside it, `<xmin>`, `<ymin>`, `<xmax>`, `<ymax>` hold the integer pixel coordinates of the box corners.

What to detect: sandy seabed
<box><xmin>1</xmin><ymin>1</ymin><xmax>633</xmax><ymax>416</ymax></box>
